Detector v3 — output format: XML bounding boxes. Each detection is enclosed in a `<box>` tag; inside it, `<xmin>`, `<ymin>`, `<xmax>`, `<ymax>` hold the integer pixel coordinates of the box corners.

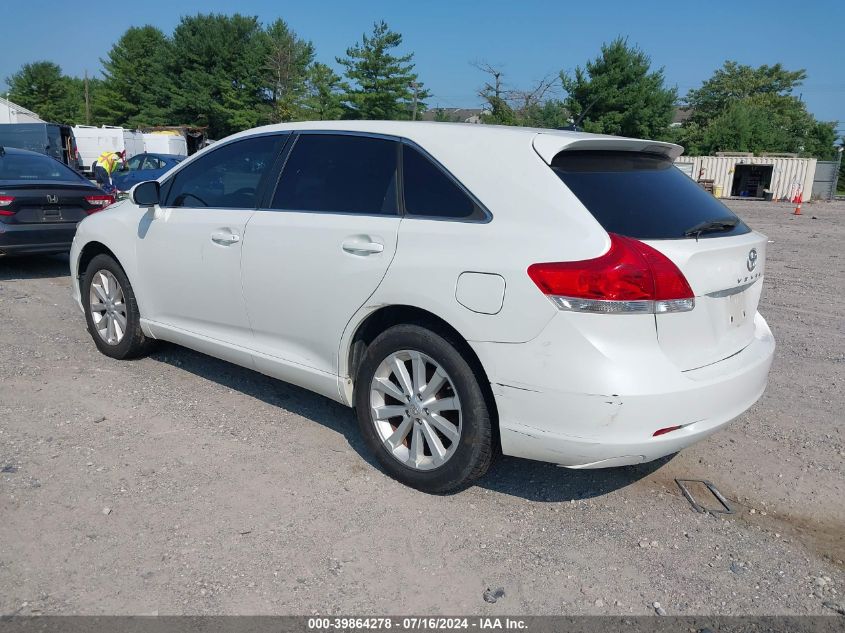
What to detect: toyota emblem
<box><xmin>747</xmin><ymin>248</ymin><xmax>758</xmax><ymax>272</ymax></box>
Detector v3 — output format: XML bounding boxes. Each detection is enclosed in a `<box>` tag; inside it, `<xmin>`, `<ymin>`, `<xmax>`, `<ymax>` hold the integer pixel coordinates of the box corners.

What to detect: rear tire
<box><xmin>81</xmin><ymin>254</ymin><xmax>154</xmax><ymax>360</ymax></box>
<box><xmin>355</xmin><ymin>324</ymin><xmax>493</xmax><ymax>493</ymax></box>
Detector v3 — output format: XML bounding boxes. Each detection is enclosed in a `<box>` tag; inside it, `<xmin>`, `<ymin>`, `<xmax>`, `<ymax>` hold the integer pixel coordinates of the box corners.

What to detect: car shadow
<box><xmin>149</xmin><ymin>341</ymin><xmax>673</xmax><ymax>501</ymax></box>
<box><xmin>475</xmin><ymin>453</ymin><xmax>674</xmax><ymax>502</ymax></box>
<box><xmin>0</xmin><ymin>254</ymin><xmax>69</xmax><ymax>280</ymax></box>
<box><xmin>148</xmin><ymin>342</ymin><xmax>376</xmax><ymax>467</ymax></box>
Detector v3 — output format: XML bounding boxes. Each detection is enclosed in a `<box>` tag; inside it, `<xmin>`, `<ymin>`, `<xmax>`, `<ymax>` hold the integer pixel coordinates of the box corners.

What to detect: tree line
<box><xmin>6</xmin><ymin>16</ymin><xmax>425</xmax><ymax>140</ymax></box>
<box><xmin>468</xmin><ymin>38</ymin><xmax>838</xmax><ymax>159</ymax></box>
<box><xmin>4</xmin><ymin>17</ymin><xmax>840</xmax><ymax>159</ymax></box>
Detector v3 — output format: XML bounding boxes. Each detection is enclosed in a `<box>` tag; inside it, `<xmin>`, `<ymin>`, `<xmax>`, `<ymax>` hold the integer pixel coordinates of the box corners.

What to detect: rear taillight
<box><xmin>85</xmin><ymin>194</ymin><xmax>116</xmax><ymax>213</ymax></box>
<box><xmin>0</xmin><ymin>195</ymin><xmax>14</xmax><ymax>216</ymax></box>
<box><xmin>527</xmin><ymin>233</ymin><xmax>695</xmax><ymax>314</ymax></box>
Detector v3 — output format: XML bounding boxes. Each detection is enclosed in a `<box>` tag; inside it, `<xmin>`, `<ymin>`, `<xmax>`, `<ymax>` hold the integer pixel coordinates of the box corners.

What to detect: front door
<box><xmin>136</xmin><ymin>134</ymin><xmax>286</xmax><ymax>358</ymax></box>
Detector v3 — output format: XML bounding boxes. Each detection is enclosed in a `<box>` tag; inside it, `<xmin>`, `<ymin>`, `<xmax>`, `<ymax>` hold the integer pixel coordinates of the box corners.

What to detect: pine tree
<box><xmin>302</xmin><ymin>63</ymin><xmax>344</xmax><ymax>120</ymax></box>
<box><xmin>169</xmin><ymin>14</ymin><xmax>270</xmax><ymax>138</ymax></box>
<box><xmin>263</xmin><ymin>19</ymin><xmax>315</xmax><ymax>122</ymax></box>
<box><xmin>337</xmin><ymin>21</ymin><xmax>428</xmax><ymax>120</ymax></box>
<box><xmin>6</xmin><ymin>62</ymin><xmax>79</xmax><ymax>124</ymax></box>
<box><xmin>560</xmin><ymin>37</ymin><xmax>676</xmax><ymax>139</ymax></box>
<box><xmin>96</xmin><ymin>26</ymin><xmax>174</xmax><ymax>127</ymax></box>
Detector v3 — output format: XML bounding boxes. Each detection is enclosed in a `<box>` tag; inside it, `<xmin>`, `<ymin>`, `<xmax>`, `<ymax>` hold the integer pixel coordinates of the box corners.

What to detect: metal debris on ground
<box><xmin>822</xmin><ymin>601</ymin><xmax>845</xmax><ymax>616</ymax></box>
<box><xmin>676</xmin><ymin>479</ymin><xmax>734</xmax><ymax>515</ymax></box>
<box><xmin>482</xmin><ymin>587</ymin><xmax>505</xmax><ymax>604</ymax></box>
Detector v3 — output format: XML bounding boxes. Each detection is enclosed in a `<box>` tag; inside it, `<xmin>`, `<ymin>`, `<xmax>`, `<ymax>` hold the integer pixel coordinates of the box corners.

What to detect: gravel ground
<box><xmin>0</xmin><ymin>199</ymin><xmax>842</xmax><ymax>616</ymax></box>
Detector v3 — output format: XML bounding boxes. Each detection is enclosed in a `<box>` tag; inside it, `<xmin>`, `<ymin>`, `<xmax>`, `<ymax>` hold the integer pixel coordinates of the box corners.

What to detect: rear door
<box><xmin>549</xmin><ymin>149</ymin><xmax>766</xmax><ymax>370</ymax></box>
<box><xmin>241</xmin><ymin>132</ymin><xmax>401</xmax><ymax>380</ymax></box>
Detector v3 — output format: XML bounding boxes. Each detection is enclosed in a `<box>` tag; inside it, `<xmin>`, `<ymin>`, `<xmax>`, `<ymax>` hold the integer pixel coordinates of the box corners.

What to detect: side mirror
<box><xmin>132</xmin><ymin>181</ymin><xmax>160</xmax><ymax>206</ymax></box>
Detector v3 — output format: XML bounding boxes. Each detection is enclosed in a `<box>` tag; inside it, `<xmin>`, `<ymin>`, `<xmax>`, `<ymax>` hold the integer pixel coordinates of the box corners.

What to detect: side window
<box><xmin>402</xmin><ymin>144</ymin><xmax>482</xmax><ymax>220</ymax></box>
<box><xmin>164</xmin><ymin>135</ymin><xmax>283</xmax><ymax>209</ymax></box>
<box><xmin>270</xmin><ymin>134</ymin><xmax>398</xmax><ymax>215</ymax></box>
<box><xmin>142</xmin><ymin>156</ymin><xmax>163</xmax><ymax>170</ymax></box>
<box><xmin>126</xmin><ymin>155</ymin><xmax>143</xmax><ymax>171</ymax></box>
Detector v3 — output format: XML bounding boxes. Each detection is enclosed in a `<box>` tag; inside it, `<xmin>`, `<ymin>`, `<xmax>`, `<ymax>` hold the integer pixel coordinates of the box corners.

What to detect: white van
<box><xmin>73</xmin><ymin>126</ymin><xmax>145</xmax><ymax>174</ymax></box>
<box><xmin>142</xmin><ymin>132</ymin><xmax>188</xmax><ymax>157</ymax></box>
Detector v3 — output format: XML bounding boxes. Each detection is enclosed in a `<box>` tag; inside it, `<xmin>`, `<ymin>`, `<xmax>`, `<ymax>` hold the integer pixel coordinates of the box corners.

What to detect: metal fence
<box><xmin>811</xmin><ymin>160</ymin><xmax>840</xmax><ymax>201</ymax></box>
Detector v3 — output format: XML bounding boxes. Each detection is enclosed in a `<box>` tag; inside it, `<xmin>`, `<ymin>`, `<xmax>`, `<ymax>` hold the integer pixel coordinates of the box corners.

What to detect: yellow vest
<box><xmin>97</xmin><ymin>151</ymin><xmax>121</xmax><ymax>175</ymax></box>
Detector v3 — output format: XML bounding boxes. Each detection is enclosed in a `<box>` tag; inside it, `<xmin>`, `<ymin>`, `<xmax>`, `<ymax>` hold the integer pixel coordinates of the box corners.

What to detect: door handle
<box><xmin>342</xmin><ymin>238</ymin><xmax>384</xmax><ymax>256</ymax></box>
<box><xmin>211</xmin><ymin>231</ymin><xmax>241</xmax><ymax>246</ymax></box>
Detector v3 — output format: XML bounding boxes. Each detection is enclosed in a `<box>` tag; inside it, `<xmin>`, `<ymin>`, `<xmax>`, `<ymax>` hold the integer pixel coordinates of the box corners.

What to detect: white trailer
<box><xmin>142</xmin><ymin>132</ymin><xmax>189</xmax><ymax>156</ymax></box>
<box><xmin>73</xmin><ymin>125</ymin><xmax>145</xmax><ymax>174</ymax></box>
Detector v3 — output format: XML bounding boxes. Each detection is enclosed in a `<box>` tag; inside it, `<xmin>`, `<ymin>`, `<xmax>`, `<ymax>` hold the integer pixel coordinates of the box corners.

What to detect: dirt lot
<box><xmin>0</xmin><ymin>200</ymin><xmax>843</xmax><ymax>616</ymax></box>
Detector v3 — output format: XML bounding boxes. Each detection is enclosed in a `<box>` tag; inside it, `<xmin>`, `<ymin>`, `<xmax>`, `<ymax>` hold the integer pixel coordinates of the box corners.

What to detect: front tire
<box><xmin>81</xmin><ymin>254</ymin><xmax>153</xmax><ymax>359</ymax></box>
<box><xmin>355</xmin><ymin>324</ymin><xmax>493</xmax><ymax>493</ymax></box>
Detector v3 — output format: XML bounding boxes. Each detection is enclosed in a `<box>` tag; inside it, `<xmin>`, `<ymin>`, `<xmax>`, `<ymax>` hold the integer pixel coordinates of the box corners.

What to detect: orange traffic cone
<box><xmin>793</xmin><ymin>199</ymin><xmax>802</xmax><ymax>215</ymax></box>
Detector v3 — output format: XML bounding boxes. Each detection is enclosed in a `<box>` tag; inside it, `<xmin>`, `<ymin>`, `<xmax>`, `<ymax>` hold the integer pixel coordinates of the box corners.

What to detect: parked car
<box><xmin>0</xmin><ymin>123</ymin><xmax>79</xmax><ymax>171</ymax></box>
<box><xmin>112</xmin><ymin>153</ymin><xmax>184</xmax><ymax>192</ymax></box>
<box><xmin>69</xmin><ymin>122</ymin><xmax>775</xmax><ymax>492</ymax></box>
<box><xmin>0</xmin><ymin>146</ymin><xmax>114</xmax><ymax>256</ymax></box>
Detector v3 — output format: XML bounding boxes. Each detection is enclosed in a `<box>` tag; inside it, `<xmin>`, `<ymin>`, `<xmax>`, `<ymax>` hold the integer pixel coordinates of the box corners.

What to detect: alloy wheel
<box><xmin>89</xmin><ymin>270</ymin><xmax>128</xmax><ymax>346</ymax></box>
<box><xmin>369</xmin><ymin>350</ymin><xmax>462</xmax><ymax>471</ymax></box>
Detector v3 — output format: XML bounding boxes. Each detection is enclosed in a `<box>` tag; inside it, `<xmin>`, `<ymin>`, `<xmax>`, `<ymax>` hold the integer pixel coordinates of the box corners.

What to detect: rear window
<box><xmin>551</xmin><ymin>151</ymin><xmax>750</xmax><ymax>240</ymax></box>
<box><xmin>402</xmin><ymin>144</ymin><xmax>482</xmax><ymax>220</ymax></box>
<box><xmin>0</xmin><ymin>152</ymin><xmax>87</xmax><ymax>183</ymax></box>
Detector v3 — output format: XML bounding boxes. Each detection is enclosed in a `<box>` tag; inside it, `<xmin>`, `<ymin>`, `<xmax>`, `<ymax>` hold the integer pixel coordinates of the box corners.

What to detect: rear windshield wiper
<box><xmin>683</xmin><ymin>218</ymin><xmax>739</xmax><ymax>238</ymax></box>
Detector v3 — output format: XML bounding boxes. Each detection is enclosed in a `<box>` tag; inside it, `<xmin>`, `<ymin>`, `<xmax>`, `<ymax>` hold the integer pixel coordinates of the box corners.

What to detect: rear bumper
<box><xmin>0</xmin><ymin>221</ymin><xmax>77</xmax><ymax>255</ymax></box>
<box><xmin>472</xmin><ymin>312</ymin><xmax>775</xmax><ymax>468</ymax></box>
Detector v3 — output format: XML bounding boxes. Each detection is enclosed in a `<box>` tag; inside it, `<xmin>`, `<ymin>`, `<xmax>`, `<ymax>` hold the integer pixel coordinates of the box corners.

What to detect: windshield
<box><xmin>0</xmin><ymin>152</ymin><xmax>89</xmax><ymax>183</ymax></box>
<box><xmin>551</xmin><ymin>151</ymin><xmax>750</xmax><ymax>240</ymax></box>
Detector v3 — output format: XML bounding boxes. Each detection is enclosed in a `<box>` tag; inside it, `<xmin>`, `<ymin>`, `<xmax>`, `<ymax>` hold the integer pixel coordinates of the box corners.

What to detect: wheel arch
<box><xmin>77</xmin><ymin>241</ymin><xmax>120</xmax><ymax>281</ymax></box>
<box><xmin>343</xmin><ymin>304</ymin><xmax>499</xmax><ymax>445</ymax></box>
<box><xmin>76</xmin><ymin>240</ymin><xmax>146</xmax><ymax>318</ymax></box>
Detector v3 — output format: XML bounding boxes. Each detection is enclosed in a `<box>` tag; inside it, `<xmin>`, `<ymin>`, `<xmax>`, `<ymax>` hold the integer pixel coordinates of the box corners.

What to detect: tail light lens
<box><xmin>85</xmin><ymin>194</ymin><xmax>116</xmax><ymax>214</ymax></box>
<box><xmin>527</xmin><ymin>233</ymin><xmax>695</xmax><ymax>314</ymax></box>
<box><xmin>0</xmin><ymin>195</ymin><xmax>14</xmax><ymax>216</ymax></box>
<box><xmin>653</xmin><ymin>425</ymin><xmax>683</xmax><ymax>437</ymax></box>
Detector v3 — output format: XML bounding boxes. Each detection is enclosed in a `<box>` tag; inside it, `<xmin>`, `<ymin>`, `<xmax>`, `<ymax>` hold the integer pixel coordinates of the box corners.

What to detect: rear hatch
<box><xmin>538</xmin><ymin>137</ymin><xmax>766</xmax><ymax>371</ymax></box>
<box><xmin>0</xmin><ymin>183</ymin><xmax>101</xmax><ymax>224</ymax></box>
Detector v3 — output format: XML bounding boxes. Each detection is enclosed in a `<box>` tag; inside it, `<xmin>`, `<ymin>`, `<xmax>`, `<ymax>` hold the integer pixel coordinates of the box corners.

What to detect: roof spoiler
<box><xmin>533</xmin><ymin>133</ymin><xmax>684</xmax><ymax>165</ymax></box>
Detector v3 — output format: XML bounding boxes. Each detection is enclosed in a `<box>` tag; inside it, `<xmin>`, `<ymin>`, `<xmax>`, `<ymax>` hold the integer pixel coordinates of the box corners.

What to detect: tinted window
<box><xmin>0</xmin><ymin>152</ymin><xmax>88</xmax><ymax>183</ymax></box>
<box><xmin>552</xmin><ymin>151</ymin><xmax>750</xmax><ymax>240</ymax></box>
<box><xmin>402</xmin><ymin>145</ymin><xmax>479</xmax><ymax>219</ymax></box>
<box><xmin>165</xmin><ymin>135</ymin><xmax>282</xmax><ymax>209</ymax></box>
<box><xmin>271</xmin><ymin>134</ymin><xmax>398</xmax><ymax>215</ymax></box>
<box><xmin>126</xmin><ymin>155</ymin><xmax>143</xmax><ymax>171</ymax></box>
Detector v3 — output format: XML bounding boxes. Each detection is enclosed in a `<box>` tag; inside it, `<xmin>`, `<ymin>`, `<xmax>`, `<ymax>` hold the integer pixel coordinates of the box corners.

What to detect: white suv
<box><xmin>70</xmin><ymin>121</ymin><xmax>775</xmax><ymax>492</ymax></box>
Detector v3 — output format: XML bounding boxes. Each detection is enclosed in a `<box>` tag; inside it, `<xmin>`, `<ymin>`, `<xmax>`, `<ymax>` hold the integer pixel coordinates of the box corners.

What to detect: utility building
<box><xmin>675</xmin><ymin>153</ymin><xmax>819</xmax><ymax>201</ymax></box>
<box><xmin>0</xmin><ymin>96</ymin><xmax>43</xmax><ymax>124</ymax></box>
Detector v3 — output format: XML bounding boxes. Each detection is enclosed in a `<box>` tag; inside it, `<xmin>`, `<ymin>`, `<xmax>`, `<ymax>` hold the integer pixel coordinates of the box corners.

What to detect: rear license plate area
<box><xmin>726</xmin><ymin>291</ymin><xmax>749</xmax><ymax>327</ymax></box>
<box><xmin>42</xmin><ymin>207</ymin><xmax>61</xmax><ymax>222</ymax></box>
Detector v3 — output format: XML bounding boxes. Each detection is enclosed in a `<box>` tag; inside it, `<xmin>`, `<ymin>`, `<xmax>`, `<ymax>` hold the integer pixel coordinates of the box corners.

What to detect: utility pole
<box><xmin>84</xmin><ymin>70</ymin><xmax>91</xmax><ymax>125</ymax></box>
<box><xmin>411</xmin><ymin>82</ymin><xmax>419</xmax><ymax>121</ymax></box>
